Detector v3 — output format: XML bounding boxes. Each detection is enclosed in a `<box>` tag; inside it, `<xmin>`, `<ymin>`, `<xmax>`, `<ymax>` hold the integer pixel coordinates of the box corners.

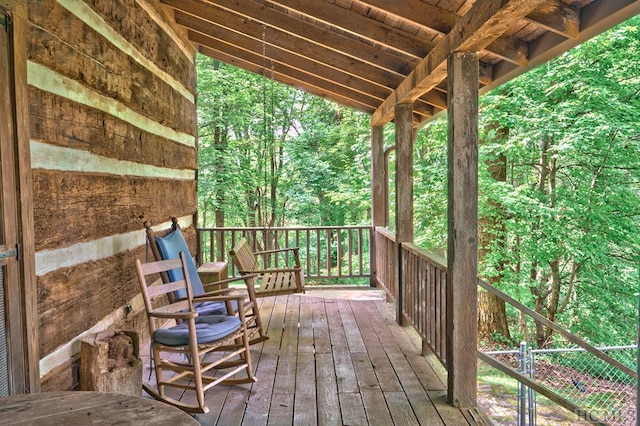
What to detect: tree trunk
<box><xmin>477</xmin><ymin>126</ymin><xmax>511</xmax><ymax>342</ymax></box>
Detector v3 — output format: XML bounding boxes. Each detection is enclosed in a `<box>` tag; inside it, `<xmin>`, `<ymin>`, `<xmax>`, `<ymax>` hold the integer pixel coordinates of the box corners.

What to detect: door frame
<box><xmin>0</xmin><ymin>1</ymin><xmax>39</xmax><ymax>394</ymax></box>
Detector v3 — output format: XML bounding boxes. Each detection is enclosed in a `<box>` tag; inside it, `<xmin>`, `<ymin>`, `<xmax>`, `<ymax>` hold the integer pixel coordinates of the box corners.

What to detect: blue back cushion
<box><xmin>155</xmin><ymin>228</ymin><xmax>205</xmax><ymax>298</ymax></box>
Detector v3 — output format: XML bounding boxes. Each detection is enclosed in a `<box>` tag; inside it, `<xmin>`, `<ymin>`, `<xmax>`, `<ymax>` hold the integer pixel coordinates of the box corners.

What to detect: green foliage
<box><xmin>484</xmin><ymin>17</ymin><xmax>640</xmax><ymax>345</ymax></box>
<box><xmin>196</xmin><ymin>17</ymin><xmax>640</xmax><ymax>346</ymax></box>
<box><xmin>196</xmin><ymin>56</ymin><xmax>372</xmax><ymax>227</ymax></box>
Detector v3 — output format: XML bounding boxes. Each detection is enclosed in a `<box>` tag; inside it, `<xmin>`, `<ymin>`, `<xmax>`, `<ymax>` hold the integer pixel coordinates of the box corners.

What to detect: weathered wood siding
<box><xmin>26</xmin><ymin>0</ymin><xmax>198</xmax><ymax>390</ymax></box>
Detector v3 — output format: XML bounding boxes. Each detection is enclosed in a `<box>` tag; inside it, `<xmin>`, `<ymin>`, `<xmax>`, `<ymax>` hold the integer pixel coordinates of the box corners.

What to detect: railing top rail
<box><xmin>198</xmin><ymin>225</ymin><xmax>372</xmax><ymax>231</ymax></box>
<box><xmin>478</xmin><ymin>278</ymin><xmax>637</xmax><ymax>379</ymax></box>
<box><xmin>402</xmin><ymin>242</ymin><xmax>447</xmax><ymax>271</ymax></box>
<box><xmin>374</xmin><ymin>226</ymin><xmax>396</xmax><ymax>241</ymax></box>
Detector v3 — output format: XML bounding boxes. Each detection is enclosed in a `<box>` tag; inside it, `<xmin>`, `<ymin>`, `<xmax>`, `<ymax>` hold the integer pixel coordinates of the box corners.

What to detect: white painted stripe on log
<box><xmin>135</xmin><ymin>0</ymin><xmax>195</xmax><ymax>64</ymax></box>
<box><xmin>28</xmin><ymin>61</ymin><xmax>196</xmax><ymax>148</ymax></box>
<box><xmin>35</xmin><ymin>215</ymin><xmax>193</xmax><ymax>276</ymax></box>
<box><xmin>56</xmin><ymin>0</ymin><xmax>195</xmax><ymax>103</ymax></box>
<box><xmin>30</xmin><ymin>140</ymin><xmax>195</xmax><ymax>180</ymax></box>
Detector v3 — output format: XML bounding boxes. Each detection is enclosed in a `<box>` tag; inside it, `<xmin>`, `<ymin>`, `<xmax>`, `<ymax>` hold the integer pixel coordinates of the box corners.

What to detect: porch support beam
<box><xmin>370</xmin><ymin>125</ymin><xmax>385</xmax><ymax>287</ymax></box>
<box><xmin>446</xmin><ymin>52</ymin><xmax>478</xmax><ymax>408</ymax></box>
<box><xmin>394</xmin><ymin>103</ymin><xmax>415</xmax><ymax>325</ymax></box>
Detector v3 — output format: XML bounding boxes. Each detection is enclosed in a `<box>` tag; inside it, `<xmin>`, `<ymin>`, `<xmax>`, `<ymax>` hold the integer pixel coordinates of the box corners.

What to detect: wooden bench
<box><xmin>229</xmin><ymin>238</ymin><xmax>305</xmax><ymax>297</ymax></box>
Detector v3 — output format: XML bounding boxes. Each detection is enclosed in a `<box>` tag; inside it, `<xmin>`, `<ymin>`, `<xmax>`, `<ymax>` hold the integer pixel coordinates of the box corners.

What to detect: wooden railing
<box><xmin>402</xmin><ymin>242</ymin><xmax>448</xmax><ymax>365</ymax></box>
<box><xmin>374</xmin><ymin>227</ymin><xmax>447</xmax><ymax>363</ymax></box>
<box><xmin>196</xmin><ymin>226</ymin><xmax>371</xmax><ymax>280</ymax></box>
<box><xmin>373</xmin><ymin>227</ymin><xmax>637</xmax><ymax>421</ymax></box>
<box><xmin>374</xmin><ymin>227</ymin><xmax>397</xmax><ymax>297</ymax></box>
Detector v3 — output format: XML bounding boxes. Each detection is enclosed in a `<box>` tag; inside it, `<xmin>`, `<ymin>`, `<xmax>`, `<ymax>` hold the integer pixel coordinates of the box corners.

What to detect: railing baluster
<box><xmin>316</xmin><ymin>228</ymin><xmax>322</xmax><ymax>276</ymax></box>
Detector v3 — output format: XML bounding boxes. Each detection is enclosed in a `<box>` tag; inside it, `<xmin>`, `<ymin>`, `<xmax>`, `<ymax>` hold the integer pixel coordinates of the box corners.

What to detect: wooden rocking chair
<box><xmin>144</xmin><ymin>218</ymin><xmax>267</xmax><ymax>345</ymax></box>
<box><xmin>135</xmin><ymin>252</ymin><xmax>256</xmax><ymax>414</ymax></box>
<box><xmin>229</xmin><ymin>238</ymin><xmax>305</xmax><ymax>297</ymax></box>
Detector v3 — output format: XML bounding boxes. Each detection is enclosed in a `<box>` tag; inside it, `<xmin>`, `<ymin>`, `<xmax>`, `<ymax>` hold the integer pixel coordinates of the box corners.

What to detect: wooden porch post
<box><xmin>394</xmin><ymin>103</ymin><xmax>415</xmax><ymax>326</ymax></box>
<box><xmin>446</xmin><ymin>52</ymin><xmax>478</xmax><ymax>408</ymax></box>
<box><xmin>370</xmin><ymin>125</ymin><xmax>385</xmax><ymax>287</ymax></box>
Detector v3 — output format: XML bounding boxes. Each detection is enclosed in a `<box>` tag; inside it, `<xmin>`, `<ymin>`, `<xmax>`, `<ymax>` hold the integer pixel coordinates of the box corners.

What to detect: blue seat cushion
<box><xmin>155</xmin><ymin>228</ymin><xmax>206</xmax><ymax>299</ymax></box>
<box><xmin>153</xmin><ymin>315</ymin><xmax>241</xmax><ymax>346</ymax></box>
<box><xmin>194</xmin><ymin>300</ymin><xmax>239</xmax><ymax>316</ymax></box>
<box><xmin>155</xmin><ymin>228</ymin><xmax>239</xmax><ymax>315</ymax></box>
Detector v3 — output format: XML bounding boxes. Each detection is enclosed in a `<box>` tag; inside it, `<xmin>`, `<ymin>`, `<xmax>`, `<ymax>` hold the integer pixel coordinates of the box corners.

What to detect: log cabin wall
<box><xmin>26</xmin><ymin>0</ymin><xmax>198</xmax><ymax>390</ymax></box>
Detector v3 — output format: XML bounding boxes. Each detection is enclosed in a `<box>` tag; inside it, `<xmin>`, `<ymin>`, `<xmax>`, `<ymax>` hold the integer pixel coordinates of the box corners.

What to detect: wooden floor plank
<box><xmin>361</xmin><ymin>300</ymin><xmax>446</xmax><ymax>425</ymax></box>
<box><xmin>351</xmin><ymin>351</ymin><xmax>379</xmax><ymax>390</ymax></box>
<box><xmin>312</xmin><ymin>297</ymin><xmax>331</xmax><ymax>354</ymax></box>
<box><xmin>351</xmin><ymin>300</ymin><xmax>403</xmax><ymax>393</ymax></box>
<box><xmin>338</xmin><ymin>391</ymin><xmax>368</xmax><ymax>426</ymax></box>
<box><xmin>316</xmin><ymin>352</ymin><xmax>342</xmax><ymax>426</ymax></box>
<box><xmin>385</xmin><ymin>391</ymin><xmax>421</xmax><ymax>426</ymax></box>
<box><xmin>293</xmin><ymin>353</ymin><xmax>317</xmax><ymax>425</ymax></box>
<box><xmin>297</xmin><ymin>297</ymin><xmax>315</xmax><ymax>356</ymax></box>
<box><xmin>268</xmin><ymin>295</ymin><xmax>299</xmax><ymax>424</ymax></box>
<box><xmin>326</xmin><ymin>299</ymin><xmax>359</xmax><ymax>394</ymax></box>
<box><xmin>361</xmin><ymin>387</ymin><xmax>394</xmax><ymax>425</ymax></box>
<box><xmin>139</xmin><ymin>288</ymin><xmax>480</xmax><ymax>425</ymax></box>
<box><xmin>336</xmin><ymin>298</ymin><xmax>367</xmax><ymax>353</ymax></box>
<box><xmin>241</xmin><ymin>295</ymin><xmax>282</xmax><ymax>426</ymax></box>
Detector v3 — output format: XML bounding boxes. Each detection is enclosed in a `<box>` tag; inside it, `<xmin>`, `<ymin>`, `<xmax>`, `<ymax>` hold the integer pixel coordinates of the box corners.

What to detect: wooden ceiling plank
<box><xmin>357</xmin><ymin>0</ymin><xmax>457</xmax><ymax>35</ymax></box>
<box><xmin>418</xmin><ymin>90</ymin><xmax>448</xmax><ymax>110</ymax></box>
<box><xmin>200</xmin><ymin>45</ymin><xmax>377</xmax><ymax>114</ymax></box>
<box><xmin>172</xmin><ymin>7</ymin><xmax>407</xmax><ymax>92</ymax></box>
<box><xmin>372</xmin><ymin>0</ymin><xmax>548</xmax><ymax>126</ymax></box>
<box><xmin>490</xmin><ymin>0</ymin><xmax>640</xmax><ymax>91</ymax></box>
<box><xmin>196</xmin><ymin>46</ymin><xmax>377</xmax><ymax>114</ymax></box>
<box><xmin>190</xmin><ymin>0</ymin><xmax>419</xmax><ymax>75</ymax></box>
<box><xmin>269</xmin><ymin>0</ymin><xmax>434</xmax><ymax>59</ymax></box>
<box><xmin>188</xmin><ymin>30</ymin><xmax>386</xmax><ymax>108</ymax></box>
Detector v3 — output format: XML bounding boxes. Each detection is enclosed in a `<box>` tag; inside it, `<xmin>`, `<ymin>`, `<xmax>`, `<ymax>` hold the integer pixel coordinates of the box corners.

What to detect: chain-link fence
<box><xmin>479</xmin><ymin>344</ymin><xmax>637</xmax><ymax>425</ymax></box>
<box><xmin>531</xmin><ymin>345</ymin><xmax>637</xmax><ymax>425</ymax></box>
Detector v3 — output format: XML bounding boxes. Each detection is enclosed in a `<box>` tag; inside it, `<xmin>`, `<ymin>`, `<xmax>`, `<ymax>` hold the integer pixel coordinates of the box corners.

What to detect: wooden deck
<box><xmin>142</xmin><ymin>287</ymin><xmax>487</xmax><ymax>425</ymax></box>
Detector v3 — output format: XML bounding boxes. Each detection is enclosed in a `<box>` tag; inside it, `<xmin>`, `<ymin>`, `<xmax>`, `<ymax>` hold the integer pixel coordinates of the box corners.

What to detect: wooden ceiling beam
<box><xmin>358</xmin><ymin>0</ymin><xmax>457</xmax><ymax>34</ymax></box>
<box><xmin>372</xmin><ymin>0</ymin><xmax>548</xmax><ymax>126</ymax></box>
<box><xmin>188</xmin><ymin>30</ymin><xmax>385</xmax><ymax>108</ymax></box>
<box><xmin>197</xmin><ymin>46</ymin><xmax>376</xmax><ymax>114</ymax></box>
<box><xmin>489</xmin><ymin>0</ymin><xmax>639</xmax><ymax>90</ymax></box>
<box><xmin>358</xmin><ymin>0</ymin><xmax>529</xmax><ymax>65</ymax></box>
<box><xmin>525</xmin><ymin>0</ymin><xmax>580</xmax><ymax>39</ymax></box>
<box><xmin>268</xmin><ymin>0</ymin><xmax>434</xmax><ymax>59</ymax></box>
<box><xmin>179</xmin><ymin>8</ymin><xmax>436</xmax><ymax>118</ymax></box>
<box><xmin>172</xmin><ymin>9</ymin><xmax>408</xmax><ymax>91</ymax></box>
<box><xmin>178</xmin><ymin>0</ymin><xmax>419</xmax><ymax>75</ymax></box>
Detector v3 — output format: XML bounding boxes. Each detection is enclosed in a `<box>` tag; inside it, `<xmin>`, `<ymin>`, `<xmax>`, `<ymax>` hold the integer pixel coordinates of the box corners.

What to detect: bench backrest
<box><xmin>229</xmin><ymin>238</ymin><xmax>259</xmax><ymax>273</ymax></box>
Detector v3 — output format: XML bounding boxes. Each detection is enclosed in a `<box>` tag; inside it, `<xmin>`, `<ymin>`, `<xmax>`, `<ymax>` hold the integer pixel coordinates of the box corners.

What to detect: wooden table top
<box><xmin>0</xmin><ymin>391</ymin><xmax>198</xmax><ymax>425</ymax></box>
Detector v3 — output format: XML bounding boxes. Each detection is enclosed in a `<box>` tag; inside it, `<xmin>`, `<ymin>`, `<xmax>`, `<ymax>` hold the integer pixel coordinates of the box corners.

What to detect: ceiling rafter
<box><xmin>356</xmin><ymin>0</ymin><xmax>530</xmax><ymax>65</ymax></box>
<box><xmin>174</xmin><ymin>9</ymin><xmax>406</xmax><ymax>91</ymax></box>
<box><xmin>265</xmin><ymin>0</ymin><xmax>435</xmax><ymax>59</ymax></box>
<box><xmin>158</xmin><ymin>0</ymin><xmax>639</xmax><ymax>127</ymax></box>
<box><xmin>372</xmin><ymin>0</ymin><xmax>549</xmax><ymax>125</ymax></box>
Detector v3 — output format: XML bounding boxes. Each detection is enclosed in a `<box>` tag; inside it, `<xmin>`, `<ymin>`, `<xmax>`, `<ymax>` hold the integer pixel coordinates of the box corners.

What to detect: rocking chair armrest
<box><xmin>192</xmin><ymin>293</ymin><xmax>249</xmax><ymax>304</ymax></box>
<box><xmin>149</xmin><ymin>311</ymin><xmax>198</xmax><ymax>320</ymax></box>
<box><xmin>204</xmin><ymin>274</ymin><xmax>260</xmax><ymax>288</ymax></box>
<box><xmin>192</xmin><ymin>288</ymin><xmax>236</xmax><ymax>300</ymax></box>
<box><xmin>254</xmin><ymin>247</ymin><xmax>299</xmax><ymax>256</ymax></box>
<box><xmin>172</xmin><ymin>288</ymin><xmax>234</xmax><ymax>304</ymax></box>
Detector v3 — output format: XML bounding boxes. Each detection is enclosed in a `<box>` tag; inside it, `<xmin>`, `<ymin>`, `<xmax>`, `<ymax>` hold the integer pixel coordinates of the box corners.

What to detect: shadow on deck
<box><xmin>141</xmin><ymin>287</ymin><xmax>488</xmax><ymax>425</ymax></box>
